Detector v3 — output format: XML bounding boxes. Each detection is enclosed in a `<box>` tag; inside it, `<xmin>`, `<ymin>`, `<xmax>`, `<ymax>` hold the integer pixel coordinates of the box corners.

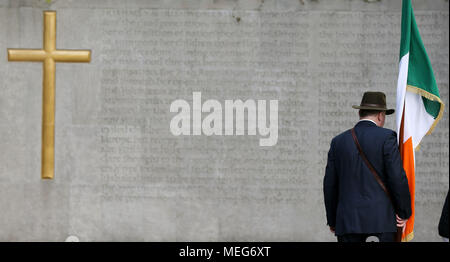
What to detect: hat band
<box><xmin>360</xmin><ymin>103</ymin><xmax>387</xmax><ymax>109</ymax></box>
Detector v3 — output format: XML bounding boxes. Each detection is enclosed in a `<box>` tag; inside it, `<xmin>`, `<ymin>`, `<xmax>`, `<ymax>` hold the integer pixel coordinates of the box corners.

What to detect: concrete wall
<box><xmin>0</xmin><ymin>0</ymin><xmax>448</xmax><ymax>241</ymax></box>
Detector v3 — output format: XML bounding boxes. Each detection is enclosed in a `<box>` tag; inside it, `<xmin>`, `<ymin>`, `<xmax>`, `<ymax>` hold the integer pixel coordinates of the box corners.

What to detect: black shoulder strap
<box><xmin>350</xmin><ymin>128</ymin><xmax>393</xmax><ymax>203</ymax></box>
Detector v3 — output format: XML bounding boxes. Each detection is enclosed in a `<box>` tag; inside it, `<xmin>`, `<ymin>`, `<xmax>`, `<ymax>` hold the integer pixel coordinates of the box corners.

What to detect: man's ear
<box><xmin>377</xmin><ymin>112</ymin><xmax>383</xmax><ymax>121</ymax></box>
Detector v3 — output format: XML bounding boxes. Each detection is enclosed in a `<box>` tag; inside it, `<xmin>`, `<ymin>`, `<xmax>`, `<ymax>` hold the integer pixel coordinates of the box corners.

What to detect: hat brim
<box><xmin>352</xmin><ymin>105</ymin><xmax>395</xmax><ymax>115</ymax></box>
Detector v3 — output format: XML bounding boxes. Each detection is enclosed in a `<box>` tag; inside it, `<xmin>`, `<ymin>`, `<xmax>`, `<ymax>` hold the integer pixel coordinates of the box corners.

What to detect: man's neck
<box><xmin>359</xmin><ymin>118</ymin><xmax>378</xmax><ymax>126</ymax></box>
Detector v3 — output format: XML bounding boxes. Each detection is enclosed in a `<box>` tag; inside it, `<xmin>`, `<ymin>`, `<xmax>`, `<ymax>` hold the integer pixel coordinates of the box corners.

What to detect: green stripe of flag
<box><xmin>400</xmin><ymin>0</ymin><xmax>442</xmax><ymax>119</ymax></box>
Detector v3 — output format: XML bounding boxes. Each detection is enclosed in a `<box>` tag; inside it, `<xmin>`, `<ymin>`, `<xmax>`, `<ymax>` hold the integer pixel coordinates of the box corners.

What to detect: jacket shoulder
<box><xmin>376</xmin><ymin>127</ymin><xmax>397</xmax><ymax>139</ymax></box>
<box><xmin>332</xmin><ymin>129</ymin><xmax>351</xmax><ymax>143</ymax></box>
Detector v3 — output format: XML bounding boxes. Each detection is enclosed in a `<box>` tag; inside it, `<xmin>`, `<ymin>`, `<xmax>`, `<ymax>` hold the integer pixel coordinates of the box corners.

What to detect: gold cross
<box><xmin>7</xmin><ymin>11</ymin><xmax>91</xmax><ymax>179</ymax></box>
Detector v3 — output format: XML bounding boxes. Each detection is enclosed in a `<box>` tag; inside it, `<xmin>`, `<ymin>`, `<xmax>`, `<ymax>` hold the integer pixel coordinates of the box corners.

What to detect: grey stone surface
<box><xmin>0</xmin><ymin>0</ymin><xmax>448</xmax><ymax>241</ymax></box>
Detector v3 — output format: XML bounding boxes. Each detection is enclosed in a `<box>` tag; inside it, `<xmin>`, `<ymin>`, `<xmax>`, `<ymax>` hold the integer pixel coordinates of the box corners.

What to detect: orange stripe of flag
<box><xmin>399</xmin><ymin>107</ymin><xmax>415</xmax><ymax>241</ymax></box>
<box><xmin>400</xmin><ymin>137</ymin><xmax>415</xmax><ymax>241</ymax></box>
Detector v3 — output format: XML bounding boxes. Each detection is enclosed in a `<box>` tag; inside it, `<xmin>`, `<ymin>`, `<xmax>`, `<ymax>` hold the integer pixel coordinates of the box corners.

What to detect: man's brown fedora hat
<box><xmin>352</xmin><ymin>91</ymin><xmax>395</xmax><ymax>115</ymax></box>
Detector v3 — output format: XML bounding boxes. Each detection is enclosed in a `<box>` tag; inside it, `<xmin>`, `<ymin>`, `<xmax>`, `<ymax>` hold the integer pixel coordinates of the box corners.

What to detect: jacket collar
<box><xmin>356</xmin><ymin>119</ymin><xmax>378</xmax><ymax>128</ymax></box>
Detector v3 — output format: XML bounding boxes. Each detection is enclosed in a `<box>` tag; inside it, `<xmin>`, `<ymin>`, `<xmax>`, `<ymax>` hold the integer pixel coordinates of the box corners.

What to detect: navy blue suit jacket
<box><xmin>323</xmin><ymin>120</ymin><xmax>412</xmax><ymax>236</ymax></box>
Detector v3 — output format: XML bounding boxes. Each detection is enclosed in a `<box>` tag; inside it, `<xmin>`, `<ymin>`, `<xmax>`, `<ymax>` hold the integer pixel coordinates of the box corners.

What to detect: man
<box><xmin>323</xmin><ymin>91</ymin><xmax>412</xmax><ymax>242</ymax></box>
<box><xmin>438</xmin><ymin>190</ymin><xmax>449</xmax><ymax>241</ymax></box>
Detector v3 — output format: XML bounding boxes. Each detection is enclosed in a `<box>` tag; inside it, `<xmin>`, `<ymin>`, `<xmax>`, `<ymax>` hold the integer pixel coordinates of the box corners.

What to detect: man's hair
<box><xmin>359</xmin><ymin>109</ymin><xmax>382</xmax><ymax>118</ymax></box>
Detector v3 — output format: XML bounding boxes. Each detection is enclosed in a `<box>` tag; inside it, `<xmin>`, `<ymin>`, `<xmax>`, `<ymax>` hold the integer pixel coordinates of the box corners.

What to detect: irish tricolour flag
<box><xmin>396</xmin><ymin>0</ymin><xmax>445</xmax><ymax>242</ymax></box>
